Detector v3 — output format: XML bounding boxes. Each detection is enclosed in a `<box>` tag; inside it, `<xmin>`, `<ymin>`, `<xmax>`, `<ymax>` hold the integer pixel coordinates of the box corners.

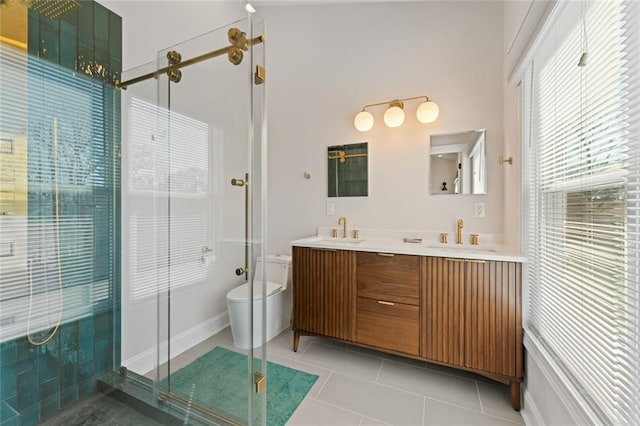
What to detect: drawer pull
<box><xmin>313</xmin><ymin>248</ymin><xmax>337</xmax><ymax>252</ymax></box>
<box><xmin>377</xmin><ymin>253</ymin><xmax>395</xmax><ymax>257</ymax></box>
<box><xmin>445</xmin><ymin>257</ymin><xmax>486</xmax><ymax>264</ymax></box>
<box><xmin>377</xmin><ymin>300</ymin><xmax>395</xmax><ymax>306</ymax></box>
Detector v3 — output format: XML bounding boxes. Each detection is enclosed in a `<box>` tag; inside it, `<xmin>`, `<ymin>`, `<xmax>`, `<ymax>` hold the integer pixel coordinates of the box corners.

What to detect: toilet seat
<box><xmin>227</xmin><ymin>281</ymin><xmax>282</xmax><ymax>302</ymax></box>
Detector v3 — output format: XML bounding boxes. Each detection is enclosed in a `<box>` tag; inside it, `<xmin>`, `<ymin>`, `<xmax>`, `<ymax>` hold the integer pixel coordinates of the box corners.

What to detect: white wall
<box><xmin>101</xmin><ymin>1</ymin><xmax>247</xmax><ymax>69</ymax></box>
<box><xmin>261</xmin><ymin>1</ymin><xmax>505</xmax><ymax>254</ymax></box>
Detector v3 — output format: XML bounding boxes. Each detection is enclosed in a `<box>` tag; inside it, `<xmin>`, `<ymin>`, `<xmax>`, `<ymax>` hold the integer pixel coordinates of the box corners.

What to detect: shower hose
<box><xmin>26</xmin><ymin>118</ymin><xmax>64</xmax><ymax>346</ymax></box>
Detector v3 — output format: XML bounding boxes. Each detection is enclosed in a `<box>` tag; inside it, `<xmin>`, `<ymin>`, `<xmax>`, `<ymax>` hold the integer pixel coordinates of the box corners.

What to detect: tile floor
<box><xmin>39</xmin><ymin>392</ymin><xmax>164</xmax><ymax>426</ymax></box>
<box><xmin>162</xmin><ymin>327</ymin><xmax>524</xmax><ymax>426</ymax></box>
<box><xmin>43</xmin><ymin>326</ymin><xmax>524</xmax><ymax>425</ymax></box>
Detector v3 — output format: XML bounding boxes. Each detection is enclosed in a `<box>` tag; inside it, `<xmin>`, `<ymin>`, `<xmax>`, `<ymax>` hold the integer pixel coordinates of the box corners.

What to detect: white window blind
<box><xmin>0</xmin><ymin>45</ymin><xmax>115</xmax><ymax>343</ymax></box>
<box><xmin>126</xmin><ymin>97</ymin><xmax>211</xmax><ymax>300</ymax></box>
<box><xmin>524</xmin><ymin>0</ymin><xmax>640</xmax><ymax>423</ymax></box>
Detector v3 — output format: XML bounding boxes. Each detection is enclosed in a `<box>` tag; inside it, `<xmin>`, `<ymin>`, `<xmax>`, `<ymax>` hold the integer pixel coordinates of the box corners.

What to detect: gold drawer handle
<box><xmin>377</xmin><ymin>300</ymin><xmax>395</xmax><ymax>306</ymax></box>
<box><xmin>312</xmin><ymin>248</ymin><xmax>337</xmax><ymax>252</ymax></box>
<box><xmin>445</xmin><ymin>257</ymin><xmax>485</xmax><ymax>264</ymax></box>
<box><xmin>377</xmin><ymin>253</ymin><xmax>395</xmax><ymax>257</ymax></box>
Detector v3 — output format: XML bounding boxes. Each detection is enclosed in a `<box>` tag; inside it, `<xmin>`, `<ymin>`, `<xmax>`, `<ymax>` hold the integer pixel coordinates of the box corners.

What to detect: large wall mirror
<box><xmin>328</xmin><ymin>142</ymin><xmax>368</xmax><ymax>197</ymax></box>
<box><xmin>429</xmin><ymin>129</ymin><xmax>486</xmax><ymax>195</ymax></box>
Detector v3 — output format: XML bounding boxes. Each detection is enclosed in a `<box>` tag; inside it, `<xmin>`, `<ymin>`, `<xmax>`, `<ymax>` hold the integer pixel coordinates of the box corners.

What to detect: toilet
<box><xmin>226</xmin><ymin>254</ymin><xmax>292</xmax><ymax>349</ymax></box>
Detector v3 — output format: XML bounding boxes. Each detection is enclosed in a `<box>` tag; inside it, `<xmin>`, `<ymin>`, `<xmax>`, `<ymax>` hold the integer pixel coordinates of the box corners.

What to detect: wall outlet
<box><xmin>474</xmin><ymin>202</ymin><xmax>485</xmax><ymax>218</ymax></box>
<box><xmin>326</xmin><ymin>202</ymin><xmax>335</xmax><ymax>215</ymax></box>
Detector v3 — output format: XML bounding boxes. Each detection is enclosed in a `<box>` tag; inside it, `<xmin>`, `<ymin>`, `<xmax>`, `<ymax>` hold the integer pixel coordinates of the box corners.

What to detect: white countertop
<box><xmin>290</xmin><ymin>234</ymin><xmax>525</xmax><ymax>263</ymax></box>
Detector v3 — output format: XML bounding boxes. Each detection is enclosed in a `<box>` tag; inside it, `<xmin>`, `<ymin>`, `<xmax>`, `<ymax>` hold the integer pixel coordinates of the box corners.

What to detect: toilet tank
<box><xmin>255</xmin><ymin>254</ymin><xmax>292</xmax><ymax>290</ymax></box>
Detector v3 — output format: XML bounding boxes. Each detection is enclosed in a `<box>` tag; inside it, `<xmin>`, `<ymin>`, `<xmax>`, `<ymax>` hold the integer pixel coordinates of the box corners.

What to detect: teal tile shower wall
<box><xmin>0</xmin><ymin>1</ymin><xmax>121</xmax><ymax>425</ymax></box>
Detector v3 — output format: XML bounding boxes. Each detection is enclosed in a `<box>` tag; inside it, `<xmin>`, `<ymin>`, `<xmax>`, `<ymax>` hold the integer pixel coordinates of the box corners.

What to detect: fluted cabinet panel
<box><xmin>423</xmin><ymin>257</ymin><xmax>465</xmax><ymax>366</ymax></box>
<box><xmin>464</xmin><ymin>261</ymin><xmax>522</xmax><ymax>377</ymax></box>
<box><xmin>292</xmin><ymin>247</ymin><xmax>356</xmax><ymax>341</ymax></box>
<box><xmin>423</xmin><ymin>257</ymin><xmax>523</xmax><ymax>379</ymax></box>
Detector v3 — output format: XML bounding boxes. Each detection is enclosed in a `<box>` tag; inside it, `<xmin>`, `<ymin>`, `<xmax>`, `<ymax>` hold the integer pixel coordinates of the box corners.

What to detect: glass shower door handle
<box><xmin>231</xmin><ymin>173</ymin><xmax>249</xmax><ymax>280</ymax></box>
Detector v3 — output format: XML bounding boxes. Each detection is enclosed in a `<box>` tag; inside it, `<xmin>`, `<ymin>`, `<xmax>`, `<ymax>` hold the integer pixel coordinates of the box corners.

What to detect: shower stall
<box><xmin>113</xmin><ymin>15</ymin><xmax>269</xmax><ymax>425</ymax></box>
<box><xmin>0</xmin><ymin>2</ymin><xmax>269</xmax><ymax>424</ymax></box>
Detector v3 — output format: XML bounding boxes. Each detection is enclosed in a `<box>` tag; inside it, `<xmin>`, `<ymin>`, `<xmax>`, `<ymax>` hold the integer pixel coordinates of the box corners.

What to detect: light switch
<box><xmin>326</xmin><ymin>202</ymin><xmax>335</xmax><ymax>215</ymax></box>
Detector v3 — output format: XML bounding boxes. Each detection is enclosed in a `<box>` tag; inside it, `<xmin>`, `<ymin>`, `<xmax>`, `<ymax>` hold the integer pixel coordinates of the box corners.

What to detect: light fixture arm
<box><xmin>360</xmin><ymin>95</ymin><xmax>430</xmax><ymax>112</ymax></box>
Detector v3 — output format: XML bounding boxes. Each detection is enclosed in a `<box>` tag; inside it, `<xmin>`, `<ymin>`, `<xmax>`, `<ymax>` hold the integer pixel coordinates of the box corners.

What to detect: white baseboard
<box><xmin>123</xmin><ymin>311</ymin><xmax>229</xmax><ymax>375</ymax></box>
<box><xmin>522</xmin><ymin>387</ymin><xmax>545</xmax><ymax>426</ymax></box>
<box><xmin>524</xmin><ymin>331</ymin><xmax>599</xmax><ymax>425</ymax></box>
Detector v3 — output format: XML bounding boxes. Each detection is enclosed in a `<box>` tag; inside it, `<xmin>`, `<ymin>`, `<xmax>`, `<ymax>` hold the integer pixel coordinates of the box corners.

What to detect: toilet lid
<box><xmin>227</xmin><ymin>281</ymin><xmax>282</xmax><ymax>302</ymax></box>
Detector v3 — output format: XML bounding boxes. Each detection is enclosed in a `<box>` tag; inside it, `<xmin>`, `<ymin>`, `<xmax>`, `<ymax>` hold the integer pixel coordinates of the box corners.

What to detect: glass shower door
<box><xmin>152</xmin><ymin>15</ymin><xmax>267</xmax><ymax>425</ymax></box>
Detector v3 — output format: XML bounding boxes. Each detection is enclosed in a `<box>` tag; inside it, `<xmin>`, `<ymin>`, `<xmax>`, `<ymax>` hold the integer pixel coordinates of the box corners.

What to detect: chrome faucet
<box><xmin>456</xmin><ymin>219</ymin><xmax>463</xmax><ymax>244</ymax></box>
<box><xmin>338</xmin><ymin>217</ymin><xmax>347</xmax><ymax>238</ymax></box>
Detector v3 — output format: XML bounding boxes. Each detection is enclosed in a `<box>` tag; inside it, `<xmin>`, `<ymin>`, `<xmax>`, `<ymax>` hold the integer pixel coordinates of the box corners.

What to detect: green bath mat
<box><xmin>162</xmin><ymin>346</ymin><xmax>317</xmax><ymax>425</ymax></box>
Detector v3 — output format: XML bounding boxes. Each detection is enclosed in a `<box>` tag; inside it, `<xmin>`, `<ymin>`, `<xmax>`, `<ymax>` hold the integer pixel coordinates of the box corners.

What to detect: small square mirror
<box><xmin>328</xmin><ymin>142</ymin><xmax>368</xmax><ymax>197</ymax></box>
<box><xmin>430</xmin><ymin>129</ymin><xmax>487</xmax><ymax>195</ymax></box>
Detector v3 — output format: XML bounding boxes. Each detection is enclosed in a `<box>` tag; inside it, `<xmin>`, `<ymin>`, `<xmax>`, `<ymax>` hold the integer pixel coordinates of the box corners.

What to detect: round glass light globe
<box><xmin>416</xmin><ymin>101</ymin><xmax>440</xmax><ymax>123</ymax></box>
<box><xmin>383</xmin><ymin>106</ymin><xmax>405</xmax><ymax>128</ymax></box>
<box><xmin>354</xmin><ymin>111</ymin><xmax>374</xmax><ymax>132</ymax></box>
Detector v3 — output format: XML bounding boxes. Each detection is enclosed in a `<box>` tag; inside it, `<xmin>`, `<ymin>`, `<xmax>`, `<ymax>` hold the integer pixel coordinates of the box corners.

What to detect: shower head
<box><xmin>21</xmin><ymin>0</ymin><xmax>80</xmax><ymax>21</ymax></box>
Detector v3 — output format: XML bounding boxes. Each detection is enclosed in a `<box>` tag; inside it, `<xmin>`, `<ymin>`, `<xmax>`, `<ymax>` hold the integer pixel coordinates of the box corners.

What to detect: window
<box><xmin>0</xmin><ymin>45</ymin><xmax>117</xmax><ymax>342</ymax></box>
<box><xmin>523</xmin><ymin>0</ymin><xmax>640</xmax><ymax>423</ymax></box>
<box><xmin>126</xmin><ymin>98</ymin><xmax>213</xmax><ymax>300</ymax></box>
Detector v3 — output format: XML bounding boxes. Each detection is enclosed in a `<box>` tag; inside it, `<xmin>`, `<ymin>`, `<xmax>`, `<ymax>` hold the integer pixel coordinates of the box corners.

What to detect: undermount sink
<box><xmin>427</xmin><ymin>244</ymin><xmax>497</xmax><ymax>253</ymax></box>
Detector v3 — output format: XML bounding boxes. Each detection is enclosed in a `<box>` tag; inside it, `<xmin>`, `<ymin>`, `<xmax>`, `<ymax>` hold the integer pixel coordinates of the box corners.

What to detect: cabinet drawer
<box><xmin>357</xmin><ymin>252</ymin><xmax>419</xmax><ymax>305</ymax></box>
<box><xmin>356</xmin><ymin>297</ymin><xmax>419</xmax><ymax>356</ymax></box>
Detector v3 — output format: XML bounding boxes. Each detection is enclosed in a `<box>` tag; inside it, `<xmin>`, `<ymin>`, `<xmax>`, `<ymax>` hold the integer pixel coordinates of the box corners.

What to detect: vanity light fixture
<box><xmin>354</xmin><ymin>96</ymin><xmax>439</xmax><ymax>132</ymax></box>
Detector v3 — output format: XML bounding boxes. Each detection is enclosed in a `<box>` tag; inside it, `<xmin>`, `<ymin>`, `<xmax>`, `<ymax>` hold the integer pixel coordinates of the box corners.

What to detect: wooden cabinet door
<box><xmin>292</xmin><ymin>246</ymin><xmax>356</xmax><ymax>341</ymax></box>
<box><xmin>464</xmin><ymin>260</ymin><xmax>522</xmax><ymax>378</ymax></box>
<box><xmin>422</xmin><ymin>257</ymin><xmax>465</xmax><ymax>366</ymax></box>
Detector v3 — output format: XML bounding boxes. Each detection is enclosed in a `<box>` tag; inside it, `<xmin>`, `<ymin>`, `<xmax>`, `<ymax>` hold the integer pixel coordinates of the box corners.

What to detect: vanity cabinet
<box><xmin>291</xmin><ymin>245</ymin><xmax>523</xmax><ymax>410</ymax></box>
<box><xmin>292</xmin><ymin>247</ymin><xmax>356</xmax><ymax>349</ymax></box>
<box><xmin>355</xmin><ymin>252</ymin><xmax>420</xmax><ymax>356</ymax></box>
